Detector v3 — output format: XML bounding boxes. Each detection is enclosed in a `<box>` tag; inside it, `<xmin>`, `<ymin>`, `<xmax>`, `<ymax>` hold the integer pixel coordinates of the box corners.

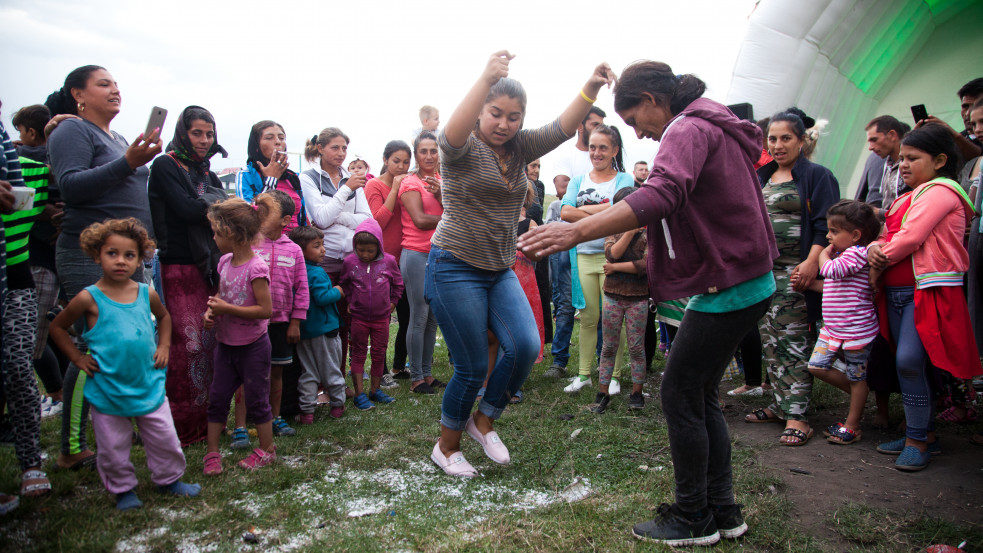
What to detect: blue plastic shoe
<box><xmin>369</xmin><ymin>389</ymin><xmax>395</xmax><ymax>404</ymax></box>
<box><xmin>116</xmin><ymin>490</ymin><xmax>143</xmax><ymax>511</ymax></box>
<box><xmin>352</xmin><ymin>393</ymin><xmax>376</xmax><ymax>411</ymax></box>
<box><xmin>158</xmin><ymin>480</ymin><xmax>202</xmax><ymax>497</ymax></box>
<box><xmin>230</xmin><ymin>427</ymin><xmax>251</xmax><ymax>450</ymax></box>
<box><xmin>894</xmin><ymin>445</ymin><xmax>931</xmax><ymax>471</ymax></box>
<box><xmin>876</xmin><ymin>437</ymin><xmax>941</xmax><ymax>456</ymax></box>
<box><xmin>272</xmin><ymin>416</ymin><xmax>296</xmax><ymax>437</ymax></box>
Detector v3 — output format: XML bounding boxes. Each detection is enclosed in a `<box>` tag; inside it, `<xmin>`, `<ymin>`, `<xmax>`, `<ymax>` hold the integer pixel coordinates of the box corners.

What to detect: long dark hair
<box><xmin>379</xmin><ymin>139</ymin><xmax>411</xmax><ymax>176</ymax></box>
<box><xmin>614</xmin><ymin>61</ymin><xmax>705</xmax><ymax>115</ymax></box>
<box><xmin>481</xmin><ymin>78</ymin><xmax>527</xmax><ymax>157</ymax></box>
<box><xmin>900</xmin><ymin>123</ymin><xmax>960</xmax><ymax>181</ymax></box>
<box><xmin>44</xmin><ymin>65</ymin><xmax>106</xmax><ymax>116</ymax></box>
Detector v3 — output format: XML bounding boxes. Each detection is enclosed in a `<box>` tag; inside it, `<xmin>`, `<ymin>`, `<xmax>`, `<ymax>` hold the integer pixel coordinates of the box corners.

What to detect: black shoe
<box><xmin>628</xmin><ymin>392</ymin><xmax>645</xmax><ymax>410</ymax></box>
<box><xmin>710</xmin><ymin>503</ymin><xmax>748</xmax><ymax>539</ymax></box>
<box><xmin>632</xmin><ymin>503</ymin><xmax>720</xmax><ymax>546</ymax></box>
<box><xmin>410</xmin><ymin>382</ymin><xmax>436</xmax><ymax>395</ymax></box>
<box><xmin>590</xmin><ymin>393</ymin><xmax>610</xmax><ymax>414</ymax></box>
<box><xmin>391</xmin><ymin>369</ymin><xmax>411</xmax><ymax>380</ymax></box>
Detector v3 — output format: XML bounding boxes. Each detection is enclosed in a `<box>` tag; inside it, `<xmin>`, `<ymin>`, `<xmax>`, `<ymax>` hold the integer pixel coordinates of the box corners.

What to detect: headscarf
<box><xmin>166</xmin><ymin>105</ymin><xmax>228</xmax><ymax>175</ymax></box>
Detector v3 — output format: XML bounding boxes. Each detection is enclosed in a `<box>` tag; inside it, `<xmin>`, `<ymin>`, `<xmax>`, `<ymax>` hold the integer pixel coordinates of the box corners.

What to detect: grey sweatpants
<box><xmin>296</xmin><ymin>334</ymin><xmax>344</xmax><ymax>413</ymax></box>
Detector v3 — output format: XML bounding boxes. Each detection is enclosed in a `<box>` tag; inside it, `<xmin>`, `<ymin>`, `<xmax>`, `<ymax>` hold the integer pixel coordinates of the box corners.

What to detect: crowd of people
<box><xmin>0</xmin><ymin>55</ymin><xmax>981</xmax><ymax>546</ymax></box>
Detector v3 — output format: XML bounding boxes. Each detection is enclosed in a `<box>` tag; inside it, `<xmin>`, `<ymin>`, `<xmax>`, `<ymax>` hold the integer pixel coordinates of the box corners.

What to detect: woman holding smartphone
<box><xmin>45</xmin><ymin>65</ymin><xmax>161</xmax><ymax>470</ymax></box>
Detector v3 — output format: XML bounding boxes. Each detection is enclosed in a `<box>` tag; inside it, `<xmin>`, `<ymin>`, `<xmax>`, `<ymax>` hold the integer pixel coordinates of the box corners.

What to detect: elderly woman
<box><xmin>148</xmin><ymin>105</ymin><xmax>228</xmax><ymax>446</ymax></box>
<box><xmin>520</xmin><ymin>60</ymin><xmax>777</xmax><ymax>546</ymax></box>
<box><xmin>46</xmin><ymin>65</ymin><xmax>161</xmax><ymax>471</ymax></box>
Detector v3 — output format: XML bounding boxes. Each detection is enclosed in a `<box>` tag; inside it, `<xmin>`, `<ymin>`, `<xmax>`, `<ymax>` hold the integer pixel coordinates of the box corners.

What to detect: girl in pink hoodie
<box><xmin>339</xmin><ymin>218</ymin><xmax>404</xmax><ymax>409</ymax></box>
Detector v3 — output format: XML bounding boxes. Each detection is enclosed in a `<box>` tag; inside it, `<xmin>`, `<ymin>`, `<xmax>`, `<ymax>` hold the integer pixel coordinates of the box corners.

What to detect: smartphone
<box><xmin>911</xmin><ymin>104</ymin><xmax>928</xmax><ymax>124</ymax></box>
<box><xmin>144</xmin><ymin>106</ymin><xmax>167</xmax><ymax>138</ymax></box>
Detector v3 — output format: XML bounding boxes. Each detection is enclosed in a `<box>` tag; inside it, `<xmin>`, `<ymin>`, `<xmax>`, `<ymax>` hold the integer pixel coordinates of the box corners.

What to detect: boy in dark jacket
<box><xmin>339</xmin><ymin>218</ymin><xmax>403</xmax><ymax>410</ymax></box>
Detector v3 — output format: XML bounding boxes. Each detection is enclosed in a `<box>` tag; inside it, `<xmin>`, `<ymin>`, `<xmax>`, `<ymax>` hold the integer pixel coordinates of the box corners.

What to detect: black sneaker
<box><xmin>710</xmin><ymin>503</ymin><xmax>748</xmax><ymax>539</ymax></box>
<box><xmin>590</xmin><ymin>393</ymin><xmax>610</xmax><ymax>414</ymax></box>
<box><xmin>628</xmin><ymin>392</ymin><xmax>645</xmax><ymax>410</ymax></box>
<box><xmin>391</xmin><ymin>369</ymin><xmax>411</xmax><ymax>380</ymax></box>
<box><xmin>632</xmin><ymin>503</ymin><xmax>720</xmax><ymax>546</ymax></box>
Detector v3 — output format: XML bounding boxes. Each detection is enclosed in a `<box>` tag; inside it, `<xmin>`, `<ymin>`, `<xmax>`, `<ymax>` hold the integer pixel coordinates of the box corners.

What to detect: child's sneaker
<box><xmin>230</xmin><ymin>427</ymin><xmax>251</xmax><ymax>450</ymax></box>
<box><xmin>380</xmin><ymin>373</ymin><xmax>399</xmax><ymax>389</ymax></box>
<box><xmin>294</xmin><ymin>413</ymin><xmax>314</xmax><ymax>425</ymax></box>
<box><xmin>352</xmin><ymin>393</ymin><xmax>376</xmax><ymax>410</ymax></box>
<box><xmin>329</xmin><ymin>406</ymin><xmax>344</xmax><ymax>419</ymax></box>
<box><xmin>272</xmin><ymin>416</ymin><xmax>296</xmax><ymax>436</ymax></box>
<box><xmin>238</xmin><ymin>447</ymin><xmax>276</xmax><ymax>470</ymax></box>
<box><xmin>628</xmin><ymin>392</ymin><xmax>645</xmax><ymax>410</ymax></box>
<box><xmin>202</xmin><ymin>452</ymin><xmax>223</xmax><ymax>476</ymax></box>
<box><xmin>369</xmin><ymin>389</ymin><xmax>395</xmax><ymax>404</ymax></box>
<box><xmin>158</xmin><ymin>480</ymin><xmax>202</xmax><ymax>497</ymax></box>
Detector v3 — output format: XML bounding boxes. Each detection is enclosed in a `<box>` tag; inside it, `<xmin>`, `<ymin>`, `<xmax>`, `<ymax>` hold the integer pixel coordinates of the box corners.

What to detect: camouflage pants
<box><xmin>758</xmin><ymin>266</ymin><xmax>816</xmax><ymax>421</ymax></box>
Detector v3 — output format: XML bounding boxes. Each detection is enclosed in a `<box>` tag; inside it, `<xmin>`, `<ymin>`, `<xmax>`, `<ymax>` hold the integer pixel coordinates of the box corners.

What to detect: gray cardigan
<box><xmin>47</xmin><ymin>118</ymin><xmax>153</xmax><ymax>247</ymax></box>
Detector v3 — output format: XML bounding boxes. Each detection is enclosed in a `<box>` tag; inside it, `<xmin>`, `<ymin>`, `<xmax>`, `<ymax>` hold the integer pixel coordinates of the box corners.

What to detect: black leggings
<box><xmin>738</xmin><ymin>326</ymin><xmax>769</xmax><ymax>387</ymax></box>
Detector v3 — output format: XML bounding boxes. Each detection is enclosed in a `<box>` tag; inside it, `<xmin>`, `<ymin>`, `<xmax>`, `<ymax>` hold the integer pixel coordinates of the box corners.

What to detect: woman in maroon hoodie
<box><xmin>520</xmin><ymin>61</ymin><xmax>777</xmax><ymax>547</ymax></box>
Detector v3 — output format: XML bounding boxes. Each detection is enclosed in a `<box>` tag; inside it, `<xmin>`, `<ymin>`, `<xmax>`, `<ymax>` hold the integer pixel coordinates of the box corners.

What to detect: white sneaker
<box><xmin>608</xmin><ymin>379</ymin><xmax>621</xmax><ymax>396</ymax></box>
<box><xmin>564</xmin><ymin>376</ymin><xmax>592</xmax><ymax>393</ymax></box>
<box><xmin>41</xmin><ymin>399</ymin><xmax>63</xmax><ymax>418</ymax></box>
<box><xmin>380</xmin><ymin>373</ymin><xmax>398</xmax><ymax>389</ymax></box>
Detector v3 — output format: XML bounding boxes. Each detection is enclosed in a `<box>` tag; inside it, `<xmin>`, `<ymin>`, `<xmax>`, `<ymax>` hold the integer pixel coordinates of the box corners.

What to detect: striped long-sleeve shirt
<box><xmin>434</xmin><ymin>119</ymin><xmax>571</xmax><ymax>271</ymax></box>
<box><xmin>818</xmin><ymin>245</ymin><xmax>879</xmax><ymax>350</ymax></box>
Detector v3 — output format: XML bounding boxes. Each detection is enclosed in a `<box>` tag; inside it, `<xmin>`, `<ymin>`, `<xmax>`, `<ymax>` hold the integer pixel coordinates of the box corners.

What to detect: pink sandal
<box><xmin>936</xmin><ymin>406</ymin><xmax>977</xmax><ymax>424</ymax></box>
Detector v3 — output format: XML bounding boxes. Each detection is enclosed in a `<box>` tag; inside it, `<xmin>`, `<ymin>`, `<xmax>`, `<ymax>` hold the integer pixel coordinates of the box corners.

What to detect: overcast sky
<box><xmin>0</xmin><ymin>0</ymin><xmax>757</xmax><ymax>194</ymax></box>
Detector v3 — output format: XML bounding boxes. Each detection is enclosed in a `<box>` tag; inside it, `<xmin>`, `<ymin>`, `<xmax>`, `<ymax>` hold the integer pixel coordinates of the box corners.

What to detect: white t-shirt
<box><xmin>551</xmin><ymin>140</ymin><xmax>592</xmax><ymax>187</ymax></box>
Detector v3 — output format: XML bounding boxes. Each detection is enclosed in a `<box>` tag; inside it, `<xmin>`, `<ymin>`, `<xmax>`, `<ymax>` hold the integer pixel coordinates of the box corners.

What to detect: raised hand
<box><xmin>482</xmin><ymin>50</ymin><xmax>515</xmax><ymax>85</ymax></box>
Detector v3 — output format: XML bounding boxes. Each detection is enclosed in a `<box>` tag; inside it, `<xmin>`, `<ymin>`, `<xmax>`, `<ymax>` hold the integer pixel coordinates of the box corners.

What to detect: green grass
<box><xmin>1</xmin><ymin>323</ymin><xmax>978</xmax><ymax>552</ymax></box>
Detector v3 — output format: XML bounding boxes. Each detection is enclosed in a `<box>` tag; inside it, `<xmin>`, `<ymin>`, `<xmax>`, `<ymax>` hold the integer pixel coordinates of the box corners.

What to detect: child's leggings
<box><xmin>349</xmin><ymin>317</ymin><xmax>389</xmax><ymax>378</ymax></box>
<box><xmin>90</xmin><ymin>398</ymin><xmax>186</xmax><ymax>494</ymax></box>
<box><xmin>599</xmin><ymin>294</ymin><xmax>648</xmax><ymax>387</ymax></box>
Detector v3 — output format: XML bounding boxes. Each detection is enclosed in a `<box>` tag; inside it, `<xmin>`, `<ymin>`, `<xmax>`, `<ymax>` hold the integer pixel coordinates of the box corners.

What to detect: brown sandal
<box><xmin>779</xmin><ymin>427</ymin><xmax>813</xmax><ymax>446</ymax></box>
<box><xmin>745</xmin><ymin>408</ymin><xmax>782</xmax><ymax>424</ymax></box>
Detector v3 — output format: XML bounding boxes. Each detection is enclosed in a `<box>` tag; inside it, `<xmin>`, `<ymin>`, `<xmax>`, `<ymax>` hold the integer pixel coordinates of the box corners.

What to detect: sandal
<box><xmin>428</xmin><ymin>378</ymin><xmax>446</xmax><ymax>389</ymax></box>
<box><xmin>56</xmin><ymin>450</ymin><xmax>97</xmax><ymax>471</ymax></box>
<box><xmin>970</xmin><ymin>432</ymin><xmax>983</xmax><ymax>447</ymax></box>
<box><xmin>780</xmin><ymin>427</ymin><xmax>813</xmax><ymax>447</ymax></box>
<box><xmin>20</xmin><ymin>469</ymin><xmax>51</xmax><ymax>497</ymax></box>
<box><xmin>510</xmin><ymin>390</ymin><xmax>524</xmax><ymax>404</ymax></box>
<box><xmin>936</xmin><ymin>406</ymin><xmax>977</xmax><ymax>424</ymax></box>
<box><xmin>745</xmin><ymin>408</ymin><xmax>782</xmax><ymax>424</ymax></box>
<box><xmin>827</xmin><ymin>425</ymin><xmax>862</xmax><ymax>445</ymax></box>
<box><xmin>823</xmin><ymin>422</ymin><xmax>844</xmax><ymax>438</ymax></box>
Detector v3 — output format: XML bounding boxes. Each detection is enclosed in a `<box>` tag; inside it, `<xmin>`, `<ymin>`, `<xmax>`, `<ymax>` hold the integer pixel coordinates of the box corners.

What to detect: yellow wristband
<box><xmin>579</xmin><ymin>89</ymin><xmax>596</xmax><ymax>104</ymax></box>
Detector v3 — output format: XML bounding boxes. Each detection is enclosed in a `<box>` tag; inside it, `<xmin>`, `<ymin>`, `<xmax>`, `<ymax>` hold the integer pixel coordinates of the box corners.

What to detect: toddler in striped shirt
<box><xmin>801</xmin><ymin>200</ymin><xmax>882</xmax><ymax>445</ymax></box>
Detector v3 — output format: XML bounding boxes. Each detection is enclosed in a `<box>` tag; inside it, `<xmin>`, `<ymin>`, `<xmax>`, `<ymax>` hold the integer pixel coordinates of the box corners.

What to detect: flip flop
<box><xmin>745</xmin><ymin>408</ymin><xmax>782</xmax><ymax>424</ymax></box>
<box><xmin>0</xmin><ymin>493</ymin><xmax>18</xmax><ymax>515</ymax></box>
<box><xmin>20</xmin><ymin>469</ymin><xmax>51</xmax><ymax>497</ymax></box>
<box><xmin>56</xmin><ymin>451</ymin><xmax>97</xmax><ymax>471</ymax></box>
<box><xmin>779</xmin><ymin>427</ymin><xmax>813</xmax><ymax>447</ymax></box>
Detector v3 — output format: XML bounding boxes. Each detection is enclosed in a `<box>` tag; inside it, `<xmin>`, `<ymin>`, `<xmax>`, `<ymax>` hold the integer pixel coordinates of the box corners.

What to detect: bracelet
<box><xmin>579</xmin><ymin>89</ymin><xmax>596</xmax><ymax>104</ymax></box>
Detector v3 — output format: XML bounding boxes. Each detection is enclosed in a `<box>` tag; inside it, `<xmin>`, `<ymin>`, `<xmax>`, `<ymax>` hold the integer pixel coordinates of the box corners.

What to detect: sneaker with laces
<box><xmin>543</xmin><ymin>364</ymin><xmax>567</xmax><ymax>379</ymax></box>
<box><xmin>272</xmin><ymin>416</ymin><xmax>296</xmax><ymax>436</ymax></box>
<box><xmin>628</xmin><ymin>392</ymin><xmax>645</xmax><ymax>410</ymax></box>
<box><xmin>380</xmin><ymin>373</ymin><xmax>399</xmax><ymax>389</ymax></box>
<box><xmin>352</xmin><ymin>393</ymin><xmax>376</xmax><ymax>410</ymax></box>
<box><xmin>369</xmin><ymin>389</ymin><xmax>395</xmax><ymax>404</ymax></box>
<box><xmin>632</xmin><ymin>503</ymin><xmax>720</xmax><ymax>546</ymax></box>
<box><xmin>294</xmin><ymin>413</ymin><xmax>314</xmax><ymax>425</ymax></box>
<box><xmin>230</xmin><ymin>427</ymin><xmax>251</xmax><ymax>450</ymax></box>
<box><xmin>564</xmin><ymin>376</ymin><xmax>592</xmax><ymax>393</ymax></box>
<box><xmin>238</xmin><ymin>447</ymin><xmax>276</xmax><ymax>470</ymax></box>
<box><xmin>709</xmin><ymin>503</ymin><xmax>747</xmax><ymax>539</ymax></box>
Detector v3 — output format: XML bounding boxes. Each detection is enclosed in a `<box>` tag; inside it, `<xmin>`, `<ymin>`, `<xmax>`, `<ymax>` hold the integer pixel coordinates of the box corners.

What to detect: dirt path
<box><xmin>721</xmin><ymin>396</ymin><xmax>983</xmax><ymax>548</ymax></box>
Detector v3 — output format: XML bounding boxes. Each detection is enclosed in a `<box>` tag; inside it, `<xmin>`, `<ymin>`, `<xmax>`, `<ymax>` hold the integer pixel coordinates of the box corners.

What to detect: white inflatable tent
<box><xmin>726</xmin><ymin>0</ymin><xmax>983</xmax><ymax>196</ymax></box>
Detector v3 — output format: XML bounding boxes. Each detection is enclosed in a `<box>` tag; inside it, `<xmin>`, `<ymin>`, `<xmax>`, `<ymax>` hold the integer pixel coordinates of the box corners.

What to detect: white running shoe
<box><xmin>564</xmin><ymin>376</ymin><xmax>592</xmax><ymax>393</ymax></box>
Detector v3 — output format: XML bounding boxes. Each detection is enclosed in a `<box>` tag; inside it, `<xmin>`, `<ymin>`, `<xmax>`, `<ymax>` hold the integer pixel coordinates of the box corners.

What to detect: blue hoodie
<box><xmin>300</xmin><ymin>260</ymin><xmax>343</xmax><ymax>339</ymax></box>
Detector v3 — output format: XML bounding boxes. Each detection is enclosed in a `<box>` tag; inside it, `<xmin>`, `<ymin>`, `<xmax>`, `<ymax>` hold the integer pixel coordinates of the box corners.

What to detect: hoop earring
<box><xmin>77</xmin><ymin>102</ymin><xmax>85</xmax><ymax>113</ymax></box>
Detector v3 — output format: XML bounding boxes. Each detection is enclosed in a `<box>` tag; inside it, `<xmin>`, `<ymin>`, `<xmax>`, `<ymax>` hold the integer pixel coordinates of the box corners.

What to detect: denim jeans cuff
<box><xmin>440</xmin><ymin>413</ymin><xmax>469</xmax><ymax>432</ymax></box>
<box><xmin>478</xmin><ymin>399</ymin><xmax>505</xmax><ymax>421</ymax></box>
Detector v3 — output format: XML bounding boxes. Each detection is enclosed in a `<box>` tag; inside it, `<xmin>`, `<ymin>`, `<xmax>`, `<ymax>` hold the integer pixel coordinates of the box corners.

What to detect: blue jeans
<box><xmin>549</xmin><ymin>251</ymin><xmax>574</xmax><ymax>367</ymax></box>
<box><xmin>884</xmin><ymin>286</ymin><xmax>935</xmax><ymax>442</ymax></box>
<box><xmin>426</xmin><ymin>245</ymin><xmax>539</xmax><ymax>431</ymax></box>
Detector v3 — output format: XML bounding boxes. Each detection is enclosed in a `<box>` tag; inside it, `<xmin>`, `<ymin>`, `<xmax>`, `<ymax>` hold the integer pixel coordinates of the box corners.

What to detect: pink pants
<box><xmin>91</xmin><ymin>397</ymin><xmax>187</xmax><ymax>494</ymax></box>
<box><xmin>349</xmin><ymin>317</ymin><xmax>390</xmax><ymax>378</ymax></box>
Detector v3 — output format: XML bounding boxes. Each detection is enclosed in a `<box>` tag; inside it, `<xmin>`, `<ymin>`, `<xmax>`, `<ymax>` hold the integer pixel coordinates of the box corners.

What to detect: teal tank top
<box><xmin>82</xmin><ymin>283</ymin><xmax>165</xmax><ymax>417</ymax></box>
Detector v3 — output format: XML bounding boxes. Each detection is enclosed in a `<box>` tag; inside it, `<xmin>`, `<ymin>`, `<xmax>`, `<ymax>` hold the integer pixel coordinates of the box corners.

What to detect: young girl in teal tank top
<box><xmin>49</xmin><ymin>218</ymin><xmax>200</xmax><ymax>511</ymax></box>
